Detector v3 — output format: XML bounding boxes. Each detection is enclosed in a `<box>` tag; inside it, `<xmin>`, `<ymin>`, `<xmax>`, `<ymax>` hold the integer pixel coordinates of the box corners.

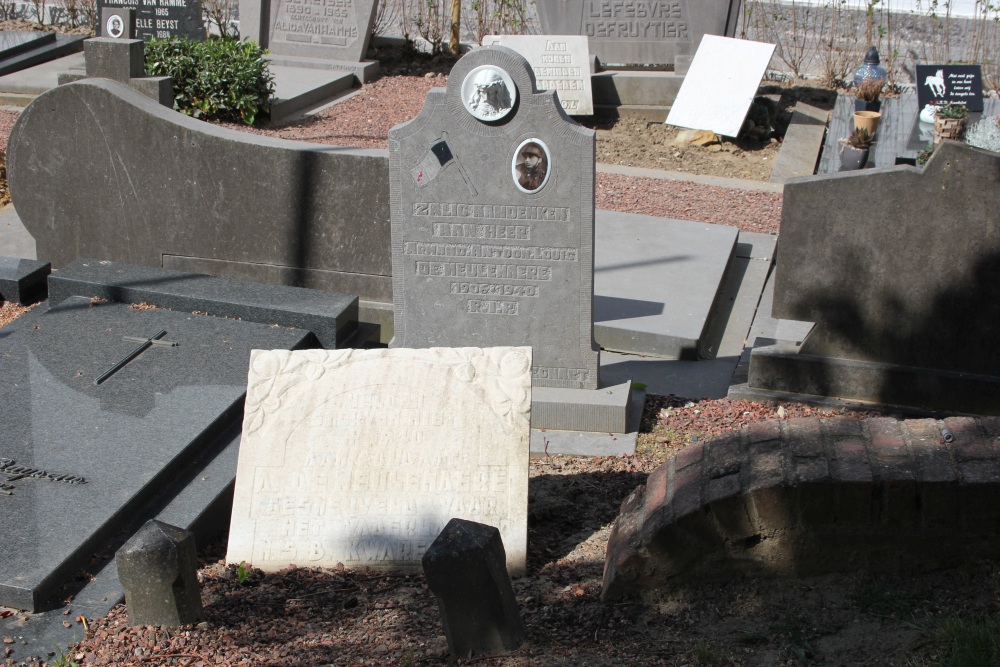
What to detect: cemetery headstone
<box><xmin>482</xmin><ymin>35</ymin><xmax>594</xmax><ymax>115</ymax></box>
<box><xmin>388</xmin><ymin>46</ymin><xmax>600</xmax><ymax>391</ymax></box>
<box><xmin>746</xmin><ymin>140</ymin><xmax>1000</xmax><ymax>414</ymax></box>
<box><xmin>535</xmin><ymin>0</ymin><xmax>742</xmax><ymax>67</ymax></box>
<box><xmin>0</xmin><ymin>296</ymin><xmax>315</xmax><ymax>611</ymax></box>
<box><xmin>57</xmin><ymin>38</ymin><xmax>173</xmax><ymax>106</ymax></box>
<box><xmin>226</xmin><ymin>347</ymin><xmax>532</xmax><ymax>574</ymax></box>
<box><xmin>117</xmin><ymin>520</ymin><xmax>204</xmax><ymax>627</ymax></box>
<box><xmin>97</xmin><ymin>0</ymin><xmax>205</xmax><ymax>40</ymax></box>
<box><xmin>916</xmin><ymin>64</ymin><xmax>984</xmax><ymax>113</ymax></box>
<box><xmin>422</xmin><ymin>518</ymin><xmax>527</xmax><ymax>658</ymax></box>
<box><xmin>101</xmin><ymin>7</ymin><xmax>137</xmax><ymax>39</ymax></box>
<box><xmin>665</xmin><ymin>35</ymin><xmax>775</xmax><ymax>137</ymax></box>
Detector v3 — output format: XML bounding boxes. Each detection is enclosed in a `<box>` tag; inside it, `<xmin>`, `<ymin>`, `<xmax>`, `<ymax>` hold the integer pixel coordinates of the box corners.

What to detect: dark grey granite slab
<box><xmin>0</xmin><ymin>34</ymin><xmax>85</xmax><ymax>79</ymax></box>
<box><xmin>48</xmin><ymin>258</ymin><xmax>360</xmax><ymax>349</ymax></box>
<box><xmin>0</xmin><ymin>297</ymin><xmax>313</xmax><ymax>611</ymax></box>
<box><xmin>0</xmin><ymin>31</ymin><xmax>55</xmax><ymax>60</ymax></box>
<box><xmin>96</xmin><ymin>0</ymin><xmax>204</xmax><ymax>40</ymax></box>
<box><xmin>388</xmin><ymin>46</ymin><xmax>600</xmax><ymax>390</ymax></box>
<box><xmin>0</xmin><ymin>255</ymin><xmax>49</xmax><ymax>305</ymax></box>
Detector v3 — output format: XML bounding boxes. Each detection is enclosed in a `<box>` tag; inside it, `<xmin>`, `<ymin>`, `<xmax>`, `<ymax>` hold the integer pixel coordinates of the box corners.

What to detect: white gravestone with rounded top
<box><xmin>227</xmin><ymin>347</ymin><xmax>531</xmax><ymax>574</ymax></box>
<box><xmin>389</xmin><ymin>46</ymin><xmax>600</xmax><ymax>391</ymax></box>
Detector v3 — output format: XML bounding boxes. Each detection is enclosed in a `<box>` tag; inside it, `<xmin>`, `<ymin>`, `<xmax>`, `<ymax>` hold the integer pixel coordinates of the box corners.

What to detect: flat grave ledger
<box><xmin>535</xmin><ymin>0</ymin><xmax>742</xmax><ymax>67</ymax></box>
<box><xmin>227</xmin><ymin>347</ymin><xmax>532</xmax><ymax>575</ymax></box>
<box><xmin>96</xmin><ymin>0</ymin><xmax>204</xmax><ymax>40</ymax></box>
<box><xmin>482</xmin><ymin>35</ymin><xmax>594</xmax><ymax>116</ymax></box>
<box><xmin>389</xmin><ymin>46</ymin><xmax>600</xmax><ymax>391</ymax></box>
<box><xmin>0</xmin><ymin>298</ymin><xmax>313</xmax><ymax>612</ymax></box>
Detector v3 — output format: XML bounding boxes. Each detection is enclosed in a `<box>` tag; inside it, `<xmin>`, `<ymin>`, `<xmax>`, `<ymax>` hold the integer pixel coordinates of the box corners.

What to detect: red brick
<box><xmin>868</xmin><ymin>418</ymin><xmax>907</xmax><ymax>457</ymax></box>
<box><xmin>944</xmin><ymin>416</ymin><xmax>980</xmax><ymax>441</ymax></box>
<box><xmin>879</xmin><ymin>481</ymin><xmax>919</xmax><ymax>529</ymax></box>
<box><xmin>705</xmin><ymin>433</ymin><xmax>742</xmax><ymax>479</ymax></box>
<box><xmin>672</xmin><ymin>464</ymin><xmax>703</xmax><ymax>519</ymax></box>
<box><xmin>643</xmin><ymin>464</ymin><xmax>669</xmax><ymax>517</ymax></box>
<box><xmin>706</xmin><ymin>473</ymin><xmax>741</xmax><ymax>505</ymax></box>
<box><xmin>953</xmin><ymin>436</ymin><xmax>995</xmax><ymax>462</ymax></box>
<box><xmin>830</xmin><ymin>458</ymin><xmax>873</xmax><ymax>484</ymax></box>
<box><xmin>958</xmin><ymin>460</ymin><xmax>1000</xmax><ymax>484</ymax></box>
<box><xmin>674</xmin><ymin>442</ymin><xmax>704</xmax><ymax>472</ymax></box>
<box><xmin>823</xmin><ymin>416</ymin><xmax>863</xmax><ymax>438</ymax></box>
<box><xmin>747</xmin><ymin>452</ymin><xmax>785</xmax><ymax>491</ymax></box>
<box><xmin>708</xmin><ymin>494</ymin><xmax>756</xmax><ymax>541</ymax></box>
<box><xmin>834</xmin><ymin>482</ymin><xmax>875</xmax><ymax>524</ymax></box>
<box><xmin>793</xmin><ymin>458</ymin><xmax>830</xmax><ymax>485</ymax></box>
<box><xmin>919</xmin><ymin>482</ymin><xmax>960</xmax><ymax>526</ymax></box>
<box><xmin>747</xmin><ymin>419</ymin><xmax>780</xmax><ymax>444</ymax></box>
<box><xmin>832</xmin><ymin>437</ymin><xmax>868</xmax><ymax>461</ymax></box>
<box><xmin>905</xmin><ymin>419</ymin><xmax>942</xmax><ymax>449</ymax></box>
<box><xmin>787</xmin><ymin>417</ymin><xmax>825</xmax><ymax>458</ymax></box>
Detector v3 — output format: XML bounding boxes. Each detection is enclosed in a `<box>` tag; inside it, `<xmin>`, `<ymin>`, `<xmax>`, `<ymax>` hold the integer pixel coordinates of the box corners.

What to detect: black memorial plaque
<box><xmin>97</xmin><ymin>0</ymin><xmax>204</xmax><ymax>40</ymax></box>
<box><xmin>916</xmin><ymin>64</ymin><xmax>984</xmax><ymax>112</ymax></box>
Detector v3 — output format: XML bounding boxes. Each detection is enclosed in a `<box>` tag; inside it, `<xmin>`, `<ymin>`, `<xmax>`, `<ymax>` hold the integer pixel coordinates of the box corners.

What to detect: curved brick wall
<box><xmin>602</xmin><ymin>416</ymin><xmax>1000</xmax><ymax>601</ymax></box>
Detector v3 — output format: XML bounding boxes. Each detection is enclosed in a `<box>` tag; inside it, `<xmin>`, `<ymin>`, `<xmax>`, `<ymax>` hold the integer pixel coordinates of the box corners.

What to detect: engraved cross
<box><xmin>95</xmin><ymin>329</ymin><xmax>178</xmax><ymax>385</ymax></box>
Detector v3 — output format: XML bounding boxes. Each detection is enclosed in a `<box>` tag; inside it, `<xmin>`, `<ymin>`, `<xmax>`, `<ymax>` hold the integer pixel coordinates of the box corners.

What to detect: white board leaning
<box><xmin>665</xmin><ymin>35</ymin><xmax>776</xmax><ymax>138</ymax></box>
<box><xmin>226</xmin><ymin>347</ymin><xmax>532</xmax><ymax>574</ymax></box>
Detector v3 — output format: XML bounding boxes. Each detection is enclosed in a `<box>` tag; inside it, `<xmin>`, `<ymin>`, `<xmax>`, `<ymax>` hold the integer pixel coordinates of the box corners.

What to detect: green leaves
<box><xmin>145</xmin><ymin>37</ymin><xmax>275</xmax><ymax>125</ymax></box>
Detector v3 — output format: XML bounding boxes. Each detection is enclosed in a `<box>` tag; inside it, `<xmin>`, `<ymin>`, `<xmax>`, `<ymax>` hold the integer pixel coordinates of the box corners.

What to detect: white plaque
<box><xmin>666</xmin><ymin>35</ymin><xmax>776</xmax><ymax>138</ymax></box>
<box><xmin>484</xmin><ymin>35</ymin><xmax>594</xmax><ymax>115</ymax></box>
<box><xmin>227</xmin><ymin>347</ymin><xmax>532</xmax><ymax>574</ymax></box>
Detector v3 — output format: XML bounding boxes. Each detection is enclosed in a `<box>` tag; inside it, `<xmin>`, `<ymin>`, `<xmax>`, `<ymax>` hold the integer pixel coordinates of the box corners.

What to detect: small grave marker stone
<box><xmin>483</xmin><ymin>35</ymin><xmax>594</xmax><ymax>115</ymax></box>
<box><xmin>226</xmin><ymin>347</ymin><xmax>531</xmax><ymax>574</ymax></box>
<box><xmin>388</xmin><ymin>46</ymin><xmax>600</xmax><ymax>391</ymax></box>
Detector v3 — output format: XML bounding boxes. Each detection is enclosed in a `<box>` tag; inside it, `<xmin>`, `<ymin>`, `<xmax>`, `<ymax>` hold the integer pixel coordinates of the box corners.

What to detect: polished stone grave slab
<box><xmin>0</xmin><ymin>297</ymin><xmax>313</xmax><ymax>611</ymax></box>
<box><xmin>0</xmin><ymin>255</ymin><xmax>49</xmax><ymax>305</ymax></box>
<box><xmin>0</xmin><ymin>32</ymin><xmax>55</xmax><ymax>59</ymax></box>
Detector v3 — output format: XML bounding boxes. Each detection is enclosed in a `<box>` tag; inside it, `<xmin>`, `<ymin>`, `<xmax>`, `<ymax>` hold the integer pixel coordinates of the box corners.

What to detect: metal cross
<box><xmin>95</xmin><ymin>329</ymin><xmax>178</xmax><ymax>385</ymax></box>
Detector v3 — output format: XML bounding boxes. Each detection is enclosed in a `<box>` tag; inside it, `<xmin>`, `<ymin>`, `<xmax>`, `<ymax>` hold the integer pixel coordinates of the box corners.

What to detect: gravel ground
<box><xmin>3</xmin><ymin>68</ymin><xmax>994</xmax><ymax>667</ymax></box>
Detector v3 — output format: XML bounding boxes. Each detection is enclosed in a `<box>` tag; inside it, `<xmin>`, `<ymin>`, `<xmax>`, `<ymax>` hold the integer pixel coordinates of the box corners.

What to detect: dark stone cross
<box><xmin>95</xmin><ymin>329</ymin><xmax>178</xmax><ymax>385</ymax></box>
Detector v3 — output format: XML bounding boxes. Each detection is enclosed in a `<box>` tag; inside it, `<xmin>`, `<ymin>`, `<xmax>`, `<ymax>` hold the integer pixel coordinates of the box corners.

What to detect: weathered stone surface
<box><xmin>0</xmin><ymin>297</ymin><xmax>314</xmax><ymax>611</ymax></box>
<box><xmin>226</xmin><ymin>347</ymin><xmax>531</xmax><ymax>574</ymax></box>
<box><xmin>422</xmin><ymin>519</ymin><xmax>526</xmax><ymax>659</ymax></box>
<box><xmin>388</xmin><ymin>46</ymin><xmax>599</xmax><ymax>391</ymax></box>
<box><xmin>602</xmin><ymin>415</ymin><xmax>1000</xmax><ymax>600</ymax></box>
<box><xmin>0</xmin><ymin>256</ymin><xmax>49</xmax><ymax>305</ymax></box>
<box><xmin>8</xmin><ymin>79</ymin><xmax>391</xmax><ymax>305</ymax></box>
<box><xmin>117</xmin><ymin>520</ymin><xmax>204</xmax><ymax>627</ymax></box>
<box><xmin>240</xmin><ymin>0</ymin><xmax>377</xmax><ymax>62</ymax></box>
<box><xmin>749</xmin><ymin>141</ymin><xmax>1000</xmax><ymax>413</ymax></box>
<box><xmin>482</xmin><ymin>36</ymin><xmax>594</xmax><ymax>115</ymax></box>
<box><xmin>535</xmin><ymin>0</ymin><xmax>742</xmax><ymax>67</ymax></box>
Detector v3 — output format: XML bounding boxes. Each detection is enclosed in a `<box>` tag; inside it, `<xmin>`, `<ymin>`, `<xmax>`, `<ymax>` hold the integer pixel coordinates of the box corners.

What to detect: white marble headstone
<box><xmin>226</xmin><ymin>347</ymin><xmax>531</xmax><ymax>574</ymax></box>
<box><xmin>665</xmin><ymin>35</ymin><xmax>776</xmax><ymax>138</ymax></box>
<box><xmin>483</xmin><ymin>35</ymin><xmax>594</xmax><ymax>115</ymax></box>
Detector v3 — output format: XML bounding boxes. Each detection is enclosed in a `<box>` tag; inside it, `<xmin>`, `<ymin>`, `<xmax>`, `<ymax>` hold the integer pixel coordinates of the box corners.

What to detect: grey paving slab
<box><xmin>594</xmin><ymin>210</ymin><xmax>738</xmax><ymax>358</ymax></box>
<box><xmin>0</xmin><ymin>51</ymin><xmax>84</xmax><ymax>95</ymax></box>
<box><xmin>269</xmin><ymin>65</ymin><xmax>356</xmax><ymax>121</ymax></box>
<box><xmin>0</xmin><ymin>297</ymin><xmax>313</xmax><ymax>611</ymax></box>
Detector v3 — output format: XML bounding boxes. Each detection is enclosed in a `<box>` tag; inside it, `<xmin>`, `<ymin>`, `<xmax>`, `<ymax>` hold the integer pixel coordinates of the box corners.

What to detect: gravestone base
<box><xmin>268</xmin><ymin>55</ymin><xmax>378</xmax><ymax>83</ymax></box>
<box><xmin>592</xmin><ymin>70</ymin><xmax>684</xmax><ymax>121</ymax></box>
<box><xmin>744</xmin><ymin>341</ymin><xmax>1000</xmax><ymax>415</ymax></box>
<box><xmin>0</xmin><ymin>256</ymin><xmax>49</xmax><ymax>305</ymax></box>
<box><xmin>532</xmin><ymin>380</ymin><xmax>633</xmax><ymax>433</ymax></box>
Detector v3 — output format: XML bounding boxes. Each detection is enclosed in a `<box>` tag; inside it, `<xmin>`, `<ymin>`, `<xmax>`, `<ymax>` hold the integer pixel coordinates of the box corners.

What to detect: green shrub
<box><xmin>145</xmin><ymin>37</ymin><xmax>274</xmax><ymax>125</ymax></box>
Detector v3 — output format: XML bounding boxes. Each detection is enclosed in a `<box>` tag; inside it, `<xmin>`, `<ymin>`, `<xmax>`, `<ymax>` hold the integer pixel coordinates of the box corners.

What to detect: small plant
<box><xmin>845</xmin><ymin>127</ymin><xmax>873</xmax><ymax>149</ymax></box>
<box><xmin>965</xmin><ymin>115</ymin><xmax>1000</xmax><ymax>153</ymax></box>
<box><xmin>933</xmin><ymin>616</ymin><xmax>1000</xmax><ymax>666</ymax></box>
<box><xmin>51</xmin><ymin>645</ymin><xmax>79</xmax><ymax>667</ymax></box>
<box><xmin>936</xmin><ymin>102</ymin><xmax>969</xmax><ymax>120</ymax></box>
<box><xmin>145</xmin><ymin>37</ymin><xmax>274</xmax><ymax>125</ymax></box>
<box><xmin>916</xmin><ymin>142</ymin><xmax>936</xmax><ymax>165</ymax></box>
<box><xmin>855</xmin><ymin>77</ymin><xmax>883</xmax><ymax>103</ymax></box>
<box><xmin>237</xmin><ymin>560</ymin><xmax>250</xmax><ymax>585</ymax></box>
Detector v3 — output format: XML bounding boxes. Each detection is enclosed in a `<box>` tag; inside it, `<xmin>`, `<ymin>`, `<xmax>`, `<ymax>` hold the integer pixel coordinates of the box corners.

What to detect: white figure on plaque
<box><xmin>463</xmin><ymin>66</ymin><xmax>515</xmax><ymax>121</ymax></box>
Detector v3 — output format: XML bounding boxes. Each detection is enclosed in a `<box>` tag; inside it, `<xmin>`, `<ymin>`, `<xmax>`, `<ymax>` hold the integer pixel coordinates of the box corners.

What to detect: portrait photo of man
<box><xmin>513</xmin><ymin>140</ymin><xmax>549</xmax><ymax>193</ymax></box>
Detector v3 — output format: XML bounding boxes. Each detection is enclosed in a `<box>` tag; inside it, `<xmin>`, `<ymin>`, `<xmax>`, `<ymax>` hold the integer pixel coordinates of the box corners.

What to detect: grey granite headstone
<box><xmin>58</xmin><ymin>38</ymin><xmax>173</xmax><ymax>107</ymax></box>
<box><xmin>422</xmin><ymin>518</ymin><xmax>526</xmax><ymax>659</ymax></box>
<box><xmin>117</xmin><ymin>520</ymin><xmax>204</xmax><ymax>627</ymax></box>
<box><xmin>0</xmin><ymin>297</ymin><xmax>313</xmax><ymax>611</ymax></box>
<box><xmin>100</xmin><ymin>8</ymin><xmax>137</xmax><ymax>39</ymax></box>
<box><xmin>747</xmin><ymin>140</ymin><xmax>1000</xmax><ymax>413</ymax></box>
<box><xmin>536</xmin><ymin>0</ymin><xmax>742</xmax><ymax>67</ymax></box>
<box><xmin>389</xmin><ymin>46</ymin><xmax>600</xmax><ymax>390</ymax></box>
<box><xmin>97</xmin><ymin>0</ymin><xmax>204</xmax><ymax>40</ymax></box>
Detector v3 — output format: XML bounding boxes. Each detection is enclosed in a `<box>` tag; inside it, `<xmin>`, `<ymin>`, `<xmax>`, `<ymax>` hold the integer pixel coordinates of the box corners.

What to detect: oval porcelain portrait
<box><xmin>462</xmin><ymin>65</ymin><xmax>517</xmax><ymax>122</ymax></box>
<box><xmin>512</xmin><ymin>139</ymin><xmax>551</xmax><ymax>194</ymax></box>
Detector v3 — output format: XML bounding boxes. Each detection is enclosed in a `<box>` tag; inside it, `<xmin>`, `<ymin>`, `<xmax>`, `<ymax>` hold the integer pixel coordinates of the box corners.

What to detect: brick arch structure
<box><xmin>602</xmin><ymin>416</ymin><xmax>1000</xmax><ymax>601</ymax></box>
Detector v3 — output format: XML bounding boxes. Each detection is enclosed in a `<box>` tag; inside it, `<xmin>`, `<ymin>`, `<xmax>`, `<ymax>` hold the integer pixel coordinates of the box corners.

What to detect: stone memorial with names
<box><xmin>389</xmin><ymin>46</ymin><xmax>600</xmax><ymax>391</ymax></box>
<box><xmin>916</xmin><ymin>64</ymin><xmax>985</xmax><ymax>113</ymax></box>
<box><xmin>483</xmin><ymin>35</ymin><xmax>594</xmax><ymax>116</ymax></box>
<box><xmin>535</xmin><ymin>0</ymin><xmax>742</xmax><ymax>67</ymax></box>
<box><xmin>226</xmin><ymin>347</ymin><xmax>531</xmax><ymax>574</ymax></box>
<box><xmin>97</xmin><ymin>0</ymin><xmax>204</xmax><ymax>40</ymax></box>
<box><xmin>0</xmin><ymin>297</ymin><xmax>313</xmax><ymax>611</ymax></box>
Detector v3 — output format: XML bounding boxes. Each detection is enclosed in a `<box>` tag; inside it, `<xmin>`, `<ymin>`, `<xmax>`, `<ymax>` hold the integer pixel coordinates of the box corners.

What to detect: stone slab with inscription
<box><xmin>666</xmin><ymin>35</ymin><xmax>775</xmax><ymax>138</ymax></box>
<box><xmin>535</xmin><ymin>0</ymin><xmax>741</xmax><ymax>67</ymax></box>
<box><xmin>226</xmin><ymin>347</ymin><xmax>531</xmax><ymax>574</ymax></box>
<box><xmin>482</xmin><ymin>36</ymin><xmax>593</xmax><ymax>116</ymax></box>
<box><xmin>389</xmin><ymin>46</ymin><xmax>600</xmax><ymax>391</ymax></box>
<box><xmin>0</xmin><ymin>298</ymin><xmax>313</xmax><ymax>611</ymax></box>
<box><xmin>97</xmin><ymin>0</ymin><xmax>204</xmax><ymax>40</ymax></box>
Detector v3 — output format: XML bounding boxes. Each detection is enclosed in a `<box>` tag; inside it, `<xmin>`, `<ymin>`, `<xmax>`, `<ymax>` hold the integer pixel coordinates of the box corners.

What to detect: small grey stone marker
<box><xmin>116</xmin><ymin>520</ymin><xmax>204</xmax><ymax>627</ymax></box>
<box><xmin>422</xmin><ymin>518</ymin><xmax>527</xmax><ymax>659</ymax></box>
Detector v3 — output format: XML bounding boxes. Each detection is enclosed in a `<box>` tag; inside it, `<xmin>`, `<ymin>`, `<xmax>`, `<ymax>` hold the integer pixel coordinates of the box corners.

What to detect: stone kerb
<box><xmin>602</xmin><ymin>415</ymin><xmax>1000</xmax><ymax>601</ymax></box>
<box><xmin>388</xmin><ymin>46</ymin><xmax>600</xmax><ymax>391</ymax></box>
<box><xmin>7</xmin><ymin>78</ymin><xmax>391</xmax><ymax>307</ymax></box>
